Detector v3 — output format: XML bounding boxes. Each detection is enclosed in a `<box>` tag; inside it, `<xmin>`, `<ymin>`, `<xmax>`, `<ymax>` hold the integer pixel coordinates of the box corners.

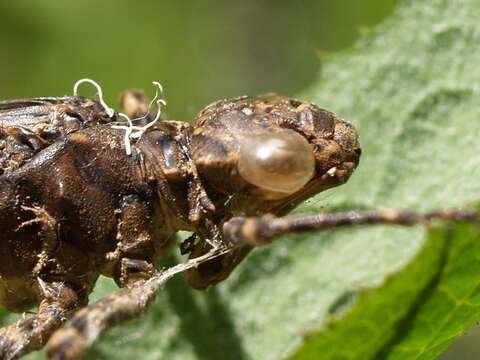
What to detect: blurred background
<box><xmin>1</xmin><ymin>0</ymin><xmax>478</xmax><ymax>359</ymax></box>
<box><xmin>0</xmin><ymin>0</ymin><xmax>394</xmax><ymax>121</ymax></box>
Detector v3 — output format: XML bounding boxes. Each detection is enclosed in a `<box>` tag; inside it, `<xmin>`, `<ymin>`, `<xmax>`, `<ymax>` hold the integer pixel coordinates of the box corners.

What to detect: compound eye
<box><xmin>238</xmin><ymin>128</ymin><xmax>315</xmax><ymax>197</ymax></box>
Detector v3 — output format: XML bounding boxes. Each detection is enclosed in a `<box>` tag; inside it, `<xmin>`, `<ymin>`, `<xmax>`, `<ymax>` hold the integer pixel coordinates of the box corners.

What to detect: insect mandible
<box><xmin>0</xmin><ymin>80</ymin><xmax>476</xmax><ymax>359</ymax></box>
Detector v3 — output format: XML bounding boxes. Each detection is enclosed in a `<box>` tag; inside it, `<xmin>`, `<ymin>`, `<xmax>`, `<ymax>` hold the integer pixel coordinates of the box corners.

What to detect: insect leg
<box><xmin>46</xmin><ymin>248</ymin><xmax>230</xmax><ymax>360</ymax></box>
<box><xmin>185</xmin><ymin>241</ymin><xmax>253</xmax><ymax>289</ymax></box>
<box><xmin>222</xmin><ymin>208</ymin><xmax>479</xmax><ymax>246</ymax></box>
<box><xmin>46</xmin><ymin>193</ymin><xmax>162</xmax><ymax>359</ymax></box>
<box><xmin>46</xmin><ymin>262</ymin><xmax>161</xmax><ymax>360</ymax></box>
<box><xmin>185</xmin><ymin>208</ymin><xmax>477</xmax><ymax>289</ymax></box>
<box><xmin>0</xmin><ymin>281</ymin><xmax>80</xmax><ymax>360</ymax></box>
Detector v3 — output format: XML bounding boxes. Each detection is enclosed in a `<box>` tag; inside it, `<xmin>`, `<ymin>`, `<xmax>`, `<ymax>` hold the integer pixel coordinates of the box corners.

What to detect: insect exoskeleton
<box><xmin>183</xmin><ymin>94</ymin><xmax>361</xmax><ymax>290</ymax></box>
<box><xmin>191</xmin><ymin>94</ymin><xmax>361</xmax><ymax>205</ymax></box>
<box><xmin>0</xmin><ymin>80</ymin><xmax>364</xmax><ymax>359</ymax></box>
<box><xmin>1</xmin><ymin>82</ymin><xmax>477</xmax><ymax>360</ymax></box>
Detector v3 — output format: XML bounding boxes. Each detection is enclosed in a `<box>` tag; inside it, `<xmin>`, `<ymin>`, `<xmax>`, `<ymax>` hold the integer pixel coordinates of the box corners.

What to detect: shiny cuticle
<box><xmin>238</xmin><ymin>128</ymin><xmax>315</xmax><ymax>197</ymax></box>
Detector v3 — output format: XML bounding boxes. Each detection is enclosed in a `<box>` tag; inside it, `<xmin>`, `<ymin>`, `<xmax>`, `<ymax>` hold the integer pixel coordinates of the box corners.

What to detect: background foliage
<box><xmin>0</xmin><ymin>0</ymin><xmax>394</xmax><ymax>121</ymax></box>
<box><xmin>1</xmin><ymin>0</ymin><xmax>480</xmax><ymax>359</ymax></box>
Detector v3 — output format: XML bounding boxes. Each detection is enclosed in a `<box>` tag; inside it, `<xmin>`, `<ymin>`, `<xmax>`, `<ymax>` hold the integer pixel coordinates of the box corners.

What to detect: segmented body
<box><xmin>0</xmin><ymin>97</ymin><xmax>112</xmax><ymax>175</ymax></box>
<box><xmin>0</xmin><ymin>93</ymin><xmax>360</xmax><ymax>312</ymax></box>
<box><xmin>1</xmin><ymin>89</ymin><xmax>477</xmax><ymax>360</ymax></box>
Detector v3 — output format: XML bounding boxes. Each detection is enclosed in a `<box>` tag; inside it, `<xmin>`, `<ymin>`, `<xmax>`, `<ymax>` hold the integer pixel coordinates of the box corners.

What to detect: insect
<box><xmin>0</xmin><ymin>80</ymin><xmax>476</xmax><ymax>360</ymax></box>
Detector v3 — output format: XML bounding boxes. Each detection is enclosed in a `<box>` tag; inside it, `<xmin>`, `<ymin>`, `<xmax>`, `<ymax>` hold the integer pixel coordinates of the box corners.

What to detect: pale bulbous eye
<box><xmin>238</xmin><ymin>129</ymin><xmax>315</xmax><ymax>197</ymax></box>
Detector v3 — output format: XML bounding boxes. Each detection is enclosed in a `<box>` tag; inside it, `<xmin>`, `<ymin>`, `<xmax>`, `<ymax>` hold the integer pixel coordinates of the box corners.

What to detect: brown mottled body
<box><xmin>1</xmin><ymin>125</ymin><xmax>155</xmax><ymax>310</ymax></box>
<box><xmin>0</xmin><ymin>90</ymin><xmax>475</xmax><ymax>359</ymax></box>
<box><xmin>186</xmin><ymin>95</ymin><xmax>360</xmax><ymax>287</ymax></box>
<box><xmin>0</xmin><ymin>92</ymin><xmax>361</xmax><ymax>358</ymax></box>
<box><xmin>0</xmin><ymin>281</ymin><xmax>79</xmax><ymax>359</ymax></box>
<box><xmin>0</xmin><ymin>96</ymin><xmax>112</xmax><ymax>175</ymax></box>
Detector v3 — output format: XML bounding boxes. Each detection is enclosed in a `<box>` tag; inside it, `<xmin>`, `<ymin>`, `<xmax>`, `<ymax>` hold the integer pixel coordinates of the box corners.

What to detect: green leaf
<box><xmin>386</xmin><ymin>222</ymin><xmax>480</xmax><ymax>360</ymax></box>
<box><xmin>7</xmin><ymin>0</ymin><xmax>480</xmax><ymax>359</ymax></box>
<box><xmin>288</xmin><ymin>226</ymin><xmax>449</xmax><ymax>360</ymax></box>
<box><xmin>289</xmin><ymin>221</ymin><xmax>480</xmax><ymax>360</ymax></box>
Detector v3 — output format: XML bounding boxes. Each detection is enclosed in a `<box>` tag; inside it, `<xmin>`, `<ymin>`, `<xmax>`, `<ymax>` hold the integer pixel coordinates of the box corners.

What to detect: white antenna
<box><xmin>73</xmin><ymin>78</ymin><xmax>115</xmax><ymax>118</ymax></box>
<box><xmin>111</xmin><ymin>81</ymin><xmax>166</xmax><ymax>155</ymax></box>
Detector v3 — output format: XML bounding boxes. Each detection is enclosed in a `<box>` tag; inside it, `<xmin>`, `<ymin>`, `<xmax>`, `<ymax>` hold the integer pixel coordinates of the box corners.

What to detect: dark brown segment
<box><xmin>47</xmin><ymin>268</ymin><xmax>160</xmax><ymax>360</ymax></box>
<box><xmin>0</xmin><ymin>96</ymin><xmax>114</xmax><ymax>173</ymax></box>
<box><xmin>0</xmin><ymin>281</ymin><xmax>81</xmax><ymax>360</ymax></box>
